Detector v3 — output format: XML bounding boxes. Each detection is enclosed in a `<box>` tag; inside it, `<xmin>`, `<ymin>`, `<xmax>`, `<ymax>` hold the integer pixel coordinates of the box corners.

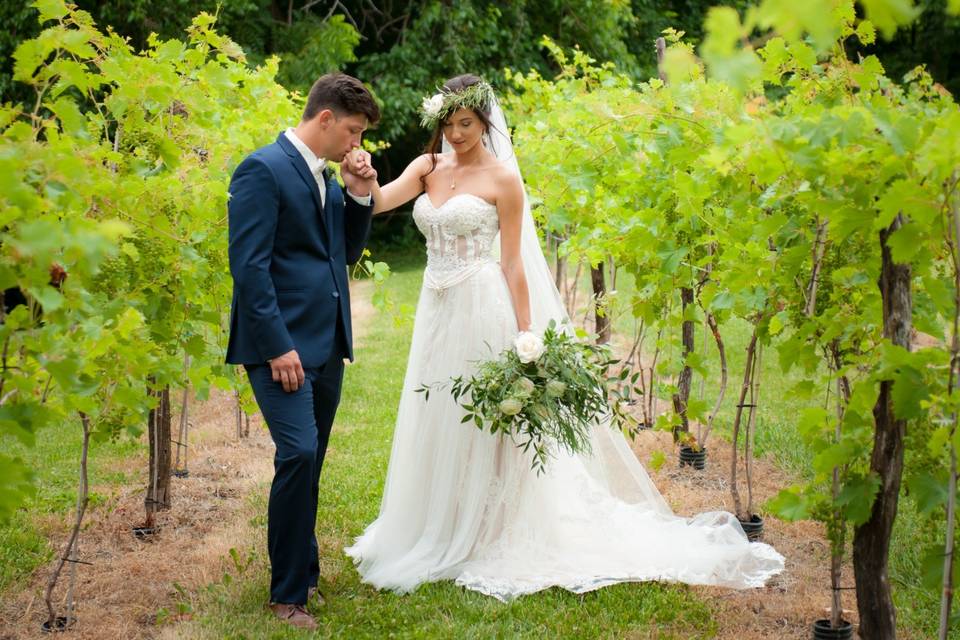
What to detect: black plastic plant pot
<box><xmin>132</xmin><ymin>525</ymin><xmax>158</xmax><ymax>540</ymax></box>
<box><xmin>678</xmin><ymin>446</ymin><xmax>706</xmax><ymax>470</ymax></box>
<box><xmin>812</xmin><ymin>619</ymin><xmax>854</xmax><ymax>640</ymax></box>
<box><xmin>739</xmin><ymin>514</ymin><xmax>764</xmax><ymax>541</ymax></box>
<box><xmin>40</xmin><ymin>616</ymin><xmax>74</xmax><ymax>633</ymax></box>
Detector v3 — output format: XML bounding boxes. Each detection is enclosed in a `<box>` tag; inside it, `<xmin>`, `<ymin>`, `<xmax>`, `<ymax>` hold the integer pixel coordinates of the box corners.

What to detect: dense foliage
<box><xmin>0</xmin><ymin>0</ymin><xmax>299</xmax><ymax>519</ymax></box>
<box><xmin>504</xmin><ymin>0</ymin><xmax>960</xmax><ymax>634</ymax></box>
<box><xmin>3</xmin><ymin>1</ymin><xmax>955</xmax><ymax>177</ymax></box>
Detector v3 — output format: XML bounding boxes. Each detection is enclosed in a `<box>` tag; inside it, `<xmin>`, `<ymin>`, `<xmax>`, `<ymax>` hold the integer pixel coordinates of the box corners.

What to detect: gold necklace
<box><xmin>449</xmin><ymin>155</ymin><xmax>486</xmax><ymax>190</ymax></box>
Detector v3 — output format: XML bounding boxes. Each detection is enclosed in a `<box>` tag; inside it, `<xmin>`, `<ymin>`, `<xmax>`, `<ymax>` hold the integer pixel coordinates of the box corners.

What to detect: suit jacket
<box><xmin>225</xmin><ymin>132</ymin><xmax>373</xmax><ymax>367</ymax></box>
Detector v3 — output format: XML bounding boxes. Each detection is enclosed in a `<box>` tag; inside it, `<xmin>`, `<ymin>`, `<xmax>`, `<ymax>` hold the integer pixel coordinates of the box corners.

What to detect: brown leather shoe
<box><xmin>307</xmin><ymin>585</ymin><xmax>326</xmax><ymax>607</ymax></box>
<box><xmin>269</xmin><ymin>603</ymin><xmax>317</xmax><ymax>629</ymax></box>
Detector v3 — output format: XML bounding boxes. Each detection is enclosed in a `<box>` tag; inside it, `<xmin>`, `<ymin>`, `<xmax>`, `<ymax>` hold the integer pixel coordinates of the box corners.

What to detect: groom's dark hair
<box><xmin>303</xmin><ymin>73</ymin><xmax>380</xmax><ymax>124</ymax></box>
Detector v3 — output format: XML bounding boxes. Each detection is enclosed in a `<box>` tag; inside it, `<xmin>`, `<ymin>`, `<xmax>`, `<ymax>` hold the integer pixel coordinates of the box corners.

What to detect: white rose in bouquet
<box><xmin>415</xmin><ymin>320</ymin><xmax>639</xmax><ymax>475</ymax></box>
<box><xmin>514</xmin><ymin>331</ymin><xmax>545</xmax><ymax>364</ymax></box>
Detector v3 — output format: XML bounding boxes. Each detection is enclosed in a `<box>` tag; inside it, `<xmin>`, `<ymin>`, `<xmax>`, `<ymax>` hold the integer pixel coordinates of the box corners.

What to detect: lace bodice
<box><xmin>413</xmin><ymin>194</ymin><xmax>499</xmax><ymax>283</ymax></box>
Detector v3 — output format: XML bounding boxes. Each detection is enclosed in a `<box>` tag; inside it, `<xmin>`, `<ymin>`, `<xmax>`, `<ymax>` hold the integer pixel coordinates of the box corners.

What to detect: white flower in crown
<box><xmin>422</xmin><ymin>93</ymin><xmax>445</xmax><ymax>118</ymax></box>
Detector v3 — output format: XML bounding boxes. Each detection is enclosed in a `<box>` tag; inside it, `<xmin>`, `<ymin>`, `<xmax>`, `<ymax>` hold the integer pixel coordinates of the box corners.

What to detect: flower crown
<box><xmin>419</xmin><ymin>80</ymin><xmax>496</xmax><ymax>128</ymax></box>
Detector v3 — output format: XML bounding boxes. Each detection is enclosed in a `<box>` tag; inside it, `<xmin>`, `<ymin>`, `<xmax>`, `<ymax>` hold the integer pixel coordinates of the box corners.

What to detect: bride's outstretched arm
<box><xmin>349</xmin><ymin>153</ymin><xmax>433</xmax><ymax>215</ymax></box>
<box><xmin>497</xmin><ymin>171</ymin><xmax>531</xmax><ymax>332</ymax></box>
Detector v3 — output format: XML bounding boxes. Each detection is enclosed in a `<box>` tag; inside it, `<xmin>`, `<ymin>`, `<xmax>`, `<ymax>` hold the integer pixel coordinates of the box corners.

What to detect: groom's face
<box><xmin>318</xmin><ymin>110</ymin><xmax>368</xmax><ymax>162</ymax></box>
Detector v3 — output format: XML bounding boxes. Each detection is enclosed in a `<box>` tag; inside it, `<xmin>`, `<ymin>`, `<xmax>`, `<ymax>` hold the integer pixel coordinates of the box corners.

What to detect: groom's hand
<box><xmin>269</xmin><ymin>349</ymin><xmax>305</xmax><ymax>392</ymax></box>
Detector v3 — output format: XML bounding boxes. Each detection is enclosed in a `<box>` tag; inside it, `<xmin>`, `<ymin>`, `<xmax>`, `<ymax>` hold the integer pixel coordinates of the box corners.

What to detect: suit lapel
<box><xmin>277</xmin><ymin>133</ymin><xmax>329</xmax><ymax>240</ymax></box>
<box><xmin>323</xmin><ymin>174</ymin><xmax>336</xmax><ymax>242</ymax></box>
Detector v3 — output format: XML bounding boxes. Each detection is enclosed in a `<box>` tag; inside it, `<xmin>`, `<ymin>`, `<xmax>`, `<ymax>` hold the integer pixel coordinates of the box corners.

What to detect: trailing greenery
<box><xmin>417</xmin><ymin>321</ymin><xmax>641</xmax><ymax>474</ymax></box>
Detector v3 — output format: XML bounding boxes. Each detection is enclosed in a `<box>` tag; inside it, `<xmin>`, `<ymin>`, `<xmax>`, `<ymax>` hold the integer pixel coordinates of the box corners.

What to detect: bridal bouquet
<box><xmin>416</xmin><ymin>321</ymin><xmax>640</xmax><ymax>474</ymax></box>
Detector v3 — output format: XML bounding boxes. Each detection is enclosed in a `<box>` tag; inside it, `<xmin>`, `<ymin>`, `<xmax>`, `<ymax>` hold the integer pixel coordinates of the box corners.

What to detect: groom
<box><xmin>226</xmin><ymin>73</ymin><xmax>378</xmax><ymax>629</ymax></box>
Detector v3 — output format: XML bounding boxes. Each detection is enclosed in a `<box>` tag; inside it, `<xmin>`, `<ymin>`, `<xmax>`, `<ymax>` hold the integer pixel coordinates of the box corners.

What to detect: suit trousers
<box><xmin>245</xmin><ymin>324</ymin><xmax>346</xmax><ymax>605</ymax></box>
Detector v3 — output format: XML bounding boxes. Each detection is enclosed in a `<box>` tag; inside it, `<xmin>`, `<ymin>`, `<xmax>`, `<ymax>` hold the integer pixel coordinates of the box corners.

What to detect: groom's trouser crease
<box><xmin>245</xmin><ymin>327</ymin><xmax>346</xmax><ymax>605</ymax></box>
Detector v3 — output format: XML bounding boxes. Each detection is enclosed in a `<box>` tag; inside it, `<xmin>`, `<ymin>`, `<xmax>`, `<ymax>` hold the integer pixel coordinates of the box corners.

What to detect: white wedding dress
<box><xmin>344</xmin><ymin>191</ymin><xmax>785</xmax><ymax>600</ymax></box>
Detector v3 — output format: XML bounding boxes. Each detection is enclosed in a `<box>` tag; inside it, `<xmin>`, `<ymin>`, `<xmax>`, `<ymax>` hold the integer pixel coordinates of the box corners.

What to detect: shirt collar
<box><xmin>284</xmin><ymin>128</ymin><xmax>326</xmax><ymax>178</ymax></box>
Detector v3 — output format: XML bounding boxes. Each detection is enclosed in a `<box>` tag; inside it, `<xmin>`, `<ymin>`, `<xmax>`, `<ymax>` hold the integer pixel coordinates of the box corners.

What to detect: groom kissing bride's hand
<box><xmin>267</xmin><ymin>147</ymin><xmax>377</xmax><ymax>395</ymax></box>
<box><xmin>341</xmin><ymin>147</ymin><xmax>377</xmax><ymax>194</ymax></box>
<box><xmin>226</xmin><ymin>72</ymin><xmax>379</xmax><ymax>629</ymax></box>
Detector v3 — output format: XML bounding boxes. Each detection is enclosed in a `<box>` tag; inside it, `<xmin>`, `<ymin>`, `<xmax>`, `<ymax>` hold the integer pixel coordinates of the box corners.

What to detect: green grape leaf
<box><xmin>33</xmin><ymin>0</ymin><xmax>69</xmax><ymax>22</ymax></box>
<box><xmin>836</xmin><ymin>474</ymin><xmax>881</xmax><ymax>525</ymax></box>
<box><xmin>860</xmin><ymin>0</ymin><xmax>922</xmax><ymax>39</ymax></box>
<box><xmin>907</xmin><ymin>472</ymin><xmax>948</xmax><ymax>515</ymax></box>
<box><xmin>767</xmin><ymin>488</ymin><xmax>811</xmax><ymax>521</ymax></box>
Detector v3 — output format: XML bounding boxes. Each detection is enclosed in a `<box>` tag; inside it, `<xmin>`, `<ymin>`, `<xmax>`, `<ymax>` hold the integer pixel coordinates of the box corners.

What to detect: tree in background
<box><xmin>845</xmin><ymin>0</ymin><xmax>959</xmax><ymax>96</ymax></box>
<box><xmin>0</xmin><ymin>1</ymin><xmax>355</xmax><ymax>107</ymax></box>
<box><xmin>352</xmin><ymin>1</ymin><xmax>636</xmax><ymax>176</ymax></box>
<box><xmin>4</xmin><ymin>0</ymin><xmax>954</xmax><ymax>179</ymax></box>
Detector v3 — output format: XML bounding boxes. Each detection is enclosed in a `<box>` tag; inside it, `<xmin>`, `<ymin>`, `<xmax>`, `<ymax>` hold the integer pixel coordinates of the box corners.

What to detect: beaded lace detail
<box><xmin>413</xmin><ymin>194</ymin><xmax>499</xmax><ymax>289</ymax></box>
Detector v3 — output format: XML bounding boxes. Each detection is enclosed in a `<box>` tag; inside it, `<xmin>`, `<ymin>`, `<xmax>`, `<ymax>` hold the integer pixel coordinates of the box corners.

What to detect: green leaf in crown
<box><xmin>418</xmin><ymin>80</ymin><xmax>496</xmax><ymax>128</ymax></box>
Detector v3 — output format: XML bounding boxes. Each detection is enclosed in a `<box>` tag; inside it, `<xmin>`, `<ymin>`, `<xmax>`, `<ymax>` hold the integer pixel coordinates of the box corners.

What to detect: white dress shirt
<box><xmin>284</xmin><ymin>128</ymin><xmax>371</xmax><ymax>207</ymax></box>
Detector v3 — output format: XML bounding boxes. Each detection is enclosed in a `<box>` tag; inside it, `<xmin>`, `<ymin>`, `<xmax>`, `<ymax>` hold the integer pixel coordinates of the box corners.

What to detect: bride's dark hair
<box><xmin>420</xmin><ymin>74</ymin><xmax>496</xmax><ymax>189</ymax></box>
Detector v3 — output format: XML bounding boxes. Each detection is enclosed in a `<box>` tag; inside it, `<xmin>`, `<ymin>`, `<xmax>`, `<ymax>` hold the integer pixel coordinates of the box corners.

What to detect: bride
<box><xmin>344</xmin><ymin>74</ymin><xmax>784</xmax><ymax>600</ymax></box>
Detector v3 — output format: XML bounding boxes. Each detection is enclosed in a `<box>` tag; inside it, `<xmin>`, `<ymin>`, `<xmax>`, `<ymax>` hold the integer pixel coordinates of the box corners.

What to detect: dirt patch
<box><xmin>0</xmin><ymin>286</ymin><xmax>381</xmax><ymax>640</ymax></box>
<box><xmin>349</xmin><ymin>279</ymin><xmax>376</xmax><ymax>348</ymax></box>
<box><xmin>0</xmin><ymin>390</ymin><xmax>273</xmax><ymax>640</ymax></box>
<box><xmin>630</xmin><ymin>428</ymin><xmax>860</xmax><ymax>639</ymax></box>
<box><xmin>912</xmin><ymin>328</ymin><xmax>943</xmax><ymax>350</ymax></box>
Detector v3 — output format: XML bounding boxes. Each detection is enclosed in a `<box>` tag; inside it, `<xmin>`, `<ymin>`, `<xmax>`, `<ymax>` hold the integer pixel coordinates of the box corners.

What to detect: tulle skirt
<box><xmin>345</xmin><ymin>263</ymin><xmax>784</xmax><ymax>600</ymax></box>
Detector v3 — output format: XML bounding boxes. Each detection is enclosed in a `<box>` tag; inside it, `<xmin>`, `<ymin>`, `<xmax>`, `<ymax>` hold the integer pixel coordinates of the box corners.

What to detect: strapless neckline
<box><xmin>419</xmin><ymin>192</ymin><xmax>496</xmax><ymax>211</ymax></box>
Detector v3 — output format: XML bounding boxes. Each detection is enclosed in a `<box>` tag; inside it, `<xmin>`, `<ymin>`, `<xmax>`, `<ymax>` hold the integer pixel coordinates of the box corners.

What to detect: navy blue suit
<box><xmin>226</xmin><ymin>132</ymin><xmax>372</xmax><ymax>605</ymax></box>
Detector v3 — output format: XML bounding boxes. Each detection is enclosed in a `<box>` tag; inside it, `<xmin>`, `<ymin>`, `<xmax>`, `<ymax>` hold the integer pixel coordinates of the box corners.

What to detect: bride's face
<box><xmin>442</xmin><ymin>108</ymin><xmax>485</xmax><ymax>154</ymax></box>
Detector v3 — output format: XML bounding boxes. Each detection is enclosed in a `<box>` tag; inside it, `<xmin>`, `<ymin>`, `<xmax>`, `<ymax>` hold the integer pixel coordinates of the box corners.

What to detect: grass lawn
<box><xmin>177</xmin><ymin>250</ymin><xmax>719</xmax><ymax>639</ymax></box>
